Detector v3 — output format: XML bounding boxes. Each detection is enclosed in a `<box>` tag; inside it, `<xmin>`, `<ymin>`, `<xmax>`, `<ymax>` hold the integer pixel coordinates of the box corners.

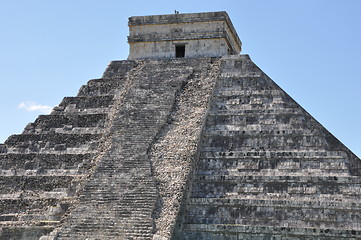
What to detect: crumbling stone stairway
<box><xmin>0</xmin><ymin>61</ymin><xmax>135</xmax><ymax>239</ymax></box>
<box><xmin>175</xmin><ymin>55</ymin><xmax>361</xmax><ymax>239</ymax></box>
<box><xmin>55</xmin><ymin>58</ymin><xmax>215</xmax><ymax>239</ymax></box>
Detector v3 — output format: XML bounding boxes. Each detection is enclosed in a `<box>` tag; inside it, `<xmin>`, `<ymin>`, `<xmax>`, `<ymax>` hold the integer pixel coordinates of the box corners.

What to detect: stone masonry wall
<box><xmin>128</xmin><ymin>12</ymin><xmax>242</xmax><ymax>60</ymax></box>
<box><xmin>174</xmin><ymin>55</ymin><xmax>361</xmax><ymax>239</ymax></box>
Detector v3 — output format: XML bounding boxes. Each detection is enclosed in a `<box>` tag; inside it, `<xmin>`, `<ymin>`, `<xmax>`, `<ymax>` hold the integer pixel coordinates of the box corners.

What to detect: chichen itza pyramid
<box><xmin>0</xmin><ymin>11</ymin><xmax>360</xmax><ymax>240</ymax></box>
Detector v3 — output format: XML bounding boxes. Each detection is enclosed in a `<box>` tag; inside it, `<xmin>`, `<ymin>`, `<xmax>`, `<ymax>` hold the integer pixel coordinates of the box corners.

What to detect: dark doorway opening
<box><xmin>175</xmin><ymin>45</ymin><xmax>185</xmax><ymax>58</ymax></box>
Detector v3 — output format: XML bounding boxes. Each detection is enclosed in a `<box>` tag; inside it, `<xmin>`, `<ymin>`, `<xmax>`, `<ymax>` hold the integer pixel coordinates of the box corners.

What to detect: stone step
<box><xmin>81</xmin><ymin>177</ymin><xmax>156</xmax><ymax>184</ymax></box>
<box><xmin>188</xmin><ymin>197</ymin><xmax>361</xmax><ymax>210</ymax></box>
<box><xmin>211</xmin><ymin>97</ymin><xmax>298</xmax><ymax>108</ymax></box>
<box><xmin>208</xmin><ymin>108</ymin><xmax>306</xmax><ymax>116</ymax></box>
<box><xmin>202</xmin><ymin>136</ymin><xmax>329</xmax><ymax>151</ymax></box>
<box><xmin>182</xmin><ymin>223</ymin><xmax>361</xmax><ymax>239</ymax></box>
<box><xmin>0</xmin><ymin>226</ymin><xmax>54</xmax><ymax>240</ymax></box>
<box><xmin>206</xmin><ymin>115</ymin><xmax>316</xmax><ymax>127</ymax></box>
<box><xmin>79</xmin><ymin>192</ymin><xmax>157</xmax><ymax>199</ymax></box>
<box><xmin>0</xmin><ymin>191</ymin><xmax>71</xmax><ymax>200</ymax></box>
<box><xmin>79</xmin><ymin>191</ymin><xmax>157</xmax><ymax>198</ymax></box>
<box><xmin>77</xmin><ymin>78</ymin><xmax>123</xmax><ymax>97</ymax></box>
<box><xmin>193</xmin><ymin>174</ymin><xmax>361</xmax><ymax>184</ymax></box>
<box><xmin>205</xmin><ymin>128</ymin><xmax>322</xmax><ymax>137</ymax></box>
<box><xmin>218</xmin><ymin>75</ymin><xmax>274</xmax><ymax>88</ymax></box>
<box><xmin>197</xmin><ymin>169</ymin><xmax>351</xmax><ymax>177</ymax></box>
<box><xmin>197</xmin><ymin>157</ymin><xmax>350</xmax><ymax>173</ymax></box>
<box><xmin>186</xmin><ymin>201</ymin><xmax>361</xmax><ymax>227</ymax></box>
<box><xmin>0</xmin><ymin>214</ymin><xmax>19</xmax><ymax>221</ymax></box>
<box><xmin>67</xmin><ymin>221</ymin><xmax>153</xmax><ymax>227</ymax></box>
<box><xmin>101</xmin><ymin>60</ymin><xmax>136</xmax><ymax>79</ymax></box>
<box><xmin>200</xmin><ymin>150</ymin><xmax>347</xmax><ymax>159</ymax></box>
<box><xmin>29</xmin><ymin>113</ymin><xmax>107</xmax><ymax>130</ymax></box>
<box><xmin>205</xmin><ymin>124</ymin><xmax>321</xmax><ymax>134</ymax></box>
<box><xmin>0</xmin><ymin>175</ymin><xmax>78</xmax><ymax>193</ymax></box>
<box><xmin>58</xmin><ymin>95</ymin><xmax>115</xmax><ymax>109</ymax></box>
<box><xmin>191</xmin><ymin>175</ymin><xmax>361</xmax><ymax>197</ymax></box>
<box><xmin>0</xmin><ymin>153</ymin><xmax>92</xmax><ymax>170</ymax></box>
<box><xmin>215</xmin><ymin>89</ymin><xmax>284</xmax><ymax>97</ymax></box>
<box><xmin>0</xmin><ymin>168</ymin><xmax>83</xmax><ymax>176</ymax></box>
<box><xmin>5</xmin><ymin>133</ymin><xmax>101</xmax><ymax>151</ymax></box>
<box><xmin>4</xmin><ymin>147</ymin><xmax>98</xmax><ymax>155</ymax></box>
<box><xmin>51</xmin><ymin>107</ymin><xmax>112</xmax><ymax>116</ymax></box>
<box><xmin>0</xmin><ymin>220</ymin><xmax>60</xmax><ymax>227</ymax></box>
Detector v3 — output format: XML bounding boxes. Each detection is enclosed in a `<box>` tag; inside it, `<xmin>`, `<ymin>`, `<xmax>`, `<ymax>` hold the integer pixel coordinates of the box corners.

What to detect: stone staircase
<box><xmin>0</xmin><ymin>61</ymin><xmax>135</xmax><ymax>240</ymax></box>
<box><xmin>56</xmin><ymin>58</ymin><xmax>213</xmax><ymax>239</ymax></box>
<box><xmin>175</xmin><ymin>55</ymin><xmax>361</xmax><ymax>239</ymax></box>
<box><xmin>0</xmin><ymin>57</ymin><xmax>221</xmax><ymax>239</ymax></box>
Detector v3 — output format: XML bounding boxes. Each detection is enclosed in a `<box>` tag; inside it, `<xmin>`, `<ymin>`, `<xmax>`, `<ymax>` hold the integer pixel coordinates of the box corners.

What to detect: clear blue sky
<box><xmin>0</xmin><ymin>0</ymin><xmax>360</xmax><ymax>157</ymax></box>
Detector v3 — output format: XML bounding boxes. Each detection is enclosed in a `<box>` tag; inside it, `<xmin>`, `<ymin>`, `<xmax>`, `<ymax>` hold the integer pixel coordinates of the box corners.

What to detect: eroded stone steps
<box><xmin>206</xmin><ymin>126</ymin><xmax>321</xmax><ymax>134</ymax></box>
<box><xmin>0</xmin><ymin>153</ymin><xmax>92</xmax><ymax>170</ymax></box>
<box><xmin>5</xmin><ymin>133</ymin><xmax>101</xmax><ymax>152</ymax></box>
<box><xmin>189</xmin><ymin>197</ymin><xmax>361</xmax><ymax>209</ymax></box>
<box><xmin>0</xmin><ymin>226</ymin><xmax>54</xmax><ymax>239</ymax></box>
<box><xmin>30</xmin><ymin>113</ymin><xmax>107</xmax><ymax>130</ymax></box>
<box><xmin>0</xmin><ymin>198</ymin><xmax>71</xmax><ymax>230</ymax></box>
<box><xmin>196</xmin><ymin>169</ymin><xmax>351</xmax><ymax>177</ymax></box>
<box><xmin>211</xmin><ymin>100</ymin><xmax>299</xmax><ymax>110</ymax></box>
<box><xmin>56</xmin><ymin>60</ymin><xmax>197</xmax><ymax>239</ymax></box>
<box><xmin>0</xmin><ymin>175</ymin><xmax>80</xmax><ymax>194</ymax></box>
<box><xmin>79</xmin><ymin>188</ymin><xmax>157</xmax><ymax>196</ymax></box>
<box><xmin>216</xmin><ymin>88</ymin><xmax>284</xmax><ymax>96</ymax></box>
<box><xmin>192</xmin><ymin>174</ymin><xmax>361</xmax><ymax>184</ymax></box>
<box><xmin>59</xmin><ymin>95</ymin><xmax>115</xmax><ymax>110</ymax></box>
<box><xmin>0</xmin><ymin>169</ymin><xmax>83</xmax><ymax>177</ymax></box>
<box><xmin>65</xmin><ymin>208</ymin><xmax>155</xmax><ymax>219</ymax></box>
<box><xmin>182</xmin><ymin>223</ymin><xmax>361</xmax><ymax>239</ymax></box>
<box><xmin>77</xmin><ymin>78</ymin><xmax>125</xmax><ymax>97</ymax></box>
<box><xmin>217</xmin><ymin>75</ymin><xmax>277</xmax><ymax>87</ymax></box>
<box><xmin>101</xmin><ymin>60</ymin><xmax>136</xmax><ymax>79</ymax></box>
<box><xmin>79</xmin><ymin>189</ymin><xmax>157</xmax><ymax>200</ymax></box>
<box><xmin>202</xmin><ymin>149</ymin><xmax>347</xmax><ymax>157</ymax></box>
<box><xmin>0</xmin><ymin>198</ymin><xmax>61</xmax><ymax>214</ymax></box>
<box><xmin>197</xmin><ymin>157</ymin><xmax>350</xmax><ymax>175</ymax></box>
<box><xmin>51</xmin><ymin>107</ymin><xmax>112</xmax><ymax>116</ymax></box>
<box><xmin>57</xmin><ymin>213</ymin><xmax>155</xmax><ymax>239</ymax></box>
<box><xmin>185</xmin><ymin>201</ymin><xmax>361</xmax><ymax>227</ymax></box>
<box><xmin>203</xmin><ymin>136</ymin><xmax>328</xmax><ymax>148</ymax></box>
<box><xmin>206</xmin><ymin>118</ymin><xmax>319</xmax><ymax>130</ymax></box>
<box><xmin>208</xmin><ymin>108</ymin><xmax>307</xmax><ymax>116</ymax></box>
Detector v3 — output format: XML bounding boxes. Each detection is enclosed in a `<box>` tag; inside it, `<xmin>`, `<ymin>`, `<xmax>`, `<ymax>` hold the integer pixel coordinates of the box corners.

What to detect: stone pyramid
<box><xmin>0</xmin><ymin>12</ymin><xmax>360</xmax><ymax>240</ymax></box>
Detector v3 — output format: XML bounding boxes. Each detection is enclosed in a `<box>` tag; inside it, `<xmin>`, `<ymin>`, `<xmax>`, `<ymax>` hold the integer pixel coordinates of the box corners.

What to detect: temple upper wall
<box><xmin>127</xmin><ymin>11</ymin><xmax>242</xmax><ymax>59</ymax></box>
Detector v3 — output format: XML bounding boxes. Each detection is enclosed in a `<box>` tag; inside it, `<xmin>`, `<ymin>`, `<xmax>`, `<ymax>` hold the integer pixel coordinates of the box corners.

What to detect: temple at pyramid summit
<box><xmin>0</xmin><ymin>11</ymin><xmax>361</xmax><ymax>240</ymax></box>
